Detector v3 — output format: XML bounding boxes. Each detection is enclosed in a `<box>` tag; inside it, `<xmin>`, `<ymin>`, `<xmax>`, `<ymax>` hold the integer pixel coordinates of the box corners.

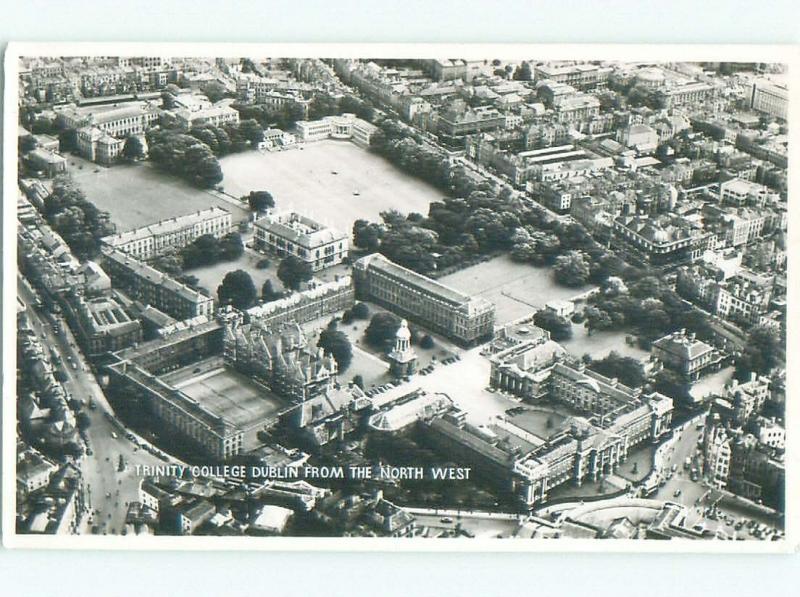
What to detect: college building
<box><xmin>353</xmin><ymin>253</ymin><xmax>496</xmax><ymax>346</ymax></box>
<box><xmin>101</xmin><ymin>247</ymin><xmax>215</xmax><ymax>320</ymax></box>
<box><xmin>253</xmin><ymin>210</ymin><xmax>349</xmax><ymax>272</ymax></box>
<box><xmin>294</xmin><ymin>113</ymin><xmax>378</xmax><ymax>147</ymax></box>
<box><xmin>101</xmin><ymin>207</ymin><xmax>232</xmax><ymax>260</ymax></box>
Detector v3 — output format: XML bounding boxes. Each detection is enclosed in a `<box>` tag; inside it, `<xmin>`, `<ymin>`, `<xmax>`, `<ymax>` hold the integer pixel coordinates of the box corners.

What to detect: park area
<box><xmin>68</xmin><ymin>156</ymin><xmax>250</xmax><ymax>232</ymax></box>
<box><xmin>218</xmin><ymin>140</ymin><xmax>444</xmax><ymax>233</ymax></box>
<box><xmin>439</xmin><ymin>255</ymin><xmax>592</xmax><ymax>325</ymax></box>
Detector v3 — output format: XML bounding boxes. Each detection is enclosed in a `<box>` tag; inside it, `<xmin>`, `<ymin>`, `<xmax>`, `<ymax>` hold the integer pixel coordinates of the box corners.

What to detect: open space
<box><xmin>561</xmin><ymin>324</ymin><xmax>650</xmax><ymax>362</ymax></box>
<box><xmin>163</xmin><ymin>361</ymin><xmax>287</xmax><ymax>427</ymax></box>
<box><xmin>507</xmin><ymin>407</ymin><xmax>570</xmax><ymax>442</ymax></box>
<box><xmin>438</xmin><ymin>255</ymin><xmax>592</xmax><ymax>325</ymax></box>
<box><xmin>218</xmin><ymin>140</ymin><xmax>444</xmax><ymax>234</ymax></box>
<box><xmin>68</xmin><ymin>156</ymin><xmax>250</xmax><ymax>232</ymax></box>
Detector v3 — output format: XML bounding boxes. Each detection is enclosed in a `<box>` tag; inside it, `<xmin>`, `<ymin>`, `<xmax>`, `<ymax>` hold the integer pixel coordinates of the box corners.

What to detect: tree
<box><xmin>247</xmin><ymin>190</ymin><xmax>275</xmax><ymax>212</ymax></box>
<box><xmin>587</xmin><ymin>352</ymin><xmax>646</xmax><ymax>388</ymax></box>
<box><xmin>351</xmin><ymin>302</ymin><xmax>370</xmax><ymax>319</ymax></box>
<box><xmin>261</xmin><ymin>279</ymin><xmax>283</xmax><ymax>302</ymax></box>
<box><xmin>122</xmin><ymin>136</ymin><xmax>145</xmax><ymax>160</ymax></box>
<box><xmin>533</xmin><ymin>310</ymin><xmax>573</xmax><ymax>342</ymax></box>
<box><xmin>238</xmin><ymin>118</ymin><xmax>265</xmax><ymax>145</ymax></box>
<box><xmin>419</xmin><ymin>334</ymin><xmax>435</xmax><ymax>349</ymax></box>
<box><xmin>553</xmin><ymin>251</ymin><xmax>591</xmax><ymax>287</ymax></box>
<box><xmin>318</xmin><ymin>328</ymin><xmax>353</xmax><ymax>371</ymax></box>
<box><xmin>365</xmin><ymin>312</ymin><xmax>402</xmax><ymax>350</ymax></box>
<box><xmin>513</xmin><ymin>61</ymin><xmax>532</xmax><ymax>81</ymax></box>
<box><xmin>202</xmin><ymin>81</ymin><xmax>227</xmax><ymax>103</ymax></box>
<box><xmin>352</xmin><ymin>219</ymin><xmax>383</xmax><ymax>251</ymax></box>
<box><xmin>19</xmin><ymin>134</ymin><xmax>37</xmax><ymax>154</ymax></box>
<box><xmin>735</xmin><ymin>326</ymin><xmax>783</xmax><ymax>381</ymax></box>
<box><xmin>352</xmin><ymin>374</ymin><xmax>365</xmax><ymax>389</ymax></box>
<box><xmin>277</xmin><ymin>255</ymin><xmax>313</xmax><ymax>291</ymax></box>
<box><xmin>217</xmin><ymin>270</ymin><xmax>257</xmax><ymax>310</ymax></box>
<box><xmin>218</xmin><ymin>232</ymin><xmax>244</xmax><ymax>261</ymax></box>
<box><xmin>75</xmin><ymin>412</ymin><xmax>91</xmax><ymax>431</ymax></box>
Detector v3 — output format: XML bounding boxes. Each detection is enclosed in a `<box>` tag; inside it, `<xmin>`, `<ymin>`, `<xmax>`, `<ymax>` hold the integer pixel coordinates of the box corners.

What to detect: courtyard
<box><xmin>69</xmin><ymin>156</ymin><xmax>250</xmax><ymax>233</ymax></box>
<box><xmin>162</xmin><ymin>359</ymin><xmax>287</xmax><ymax>428</ymax></box>
<box><xmin>439</xmin><ymin>255</ymin><xmax>592</xmax><ymax>325</ymax></box>
<box><xmin>218</xmin><ymin>140</ymin><xmax>444</xmax><ymax>234</ymax></box>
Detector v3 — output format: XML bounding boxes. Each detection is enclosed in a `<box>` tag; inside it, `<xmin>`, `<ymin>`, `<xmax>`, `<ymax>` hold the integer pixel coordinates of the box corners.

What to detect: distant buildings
<box><xmin>677</xmin><ymin>266</ymin><xmax>774</xmax><ymax>326</ymax></box>
<box><xmin>612</xmin><ymin>214</ymin><xmax>709</xmax><ymax>267</ymax></box>
<box><xmin>294</xmin><ymin>113</ymin><xmax>377</xmax><ymax>147</ymax></box>
<box><xmin>26</xmin><ymin>148</ymin><xmax>67</xmax><ymax>177</ymax></box>
<box><xmin>535</xmin><ymin>63</ymin><xmax>612</xmax><ymax>90</ymax></box>
<box><xmin>435</xmin><ymin>101</ymin><xmax>505</xmax><ymax>137</ymax></box>
<box><xmin>253</xmin><ymin>210</ymin><xmax>348</xmax><ymax>271</ymax></box>
<box><xmin>750</xmin><ymin>80</ymin><xmax>788</xmax><ymax>120</ymax></box>
<box><xmin>101</xmin><ymin>207</ymin><xmax>232</xmax><ymax>260</ymax></box>
<box><xmin>353</xmin><ymin>253</ymin><xmax>495</xmax><ymax>346</ymax></box>
<box><xmin>55</xmin><ymin>101</ymin><xmax>161</xmax><ymax>137</ymax></box>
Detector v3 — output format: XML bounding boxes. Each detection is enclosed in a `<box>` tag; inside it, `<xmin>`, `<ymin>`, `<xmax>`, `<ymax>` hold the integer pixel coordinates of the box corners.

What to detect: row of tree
<box><xmin>146</xmin><ymin>129</ymin><xmax>224</xmax><ymax>188</ymax></box>
<box><xmin>42</xmin><ymin>175</ymin><xmax>116</xmax><ymax>260</ymax></box>
<box><xmin>181</xmin><ymin>232</ymin><xmax>244</xmax><ymax>269</ymax></box>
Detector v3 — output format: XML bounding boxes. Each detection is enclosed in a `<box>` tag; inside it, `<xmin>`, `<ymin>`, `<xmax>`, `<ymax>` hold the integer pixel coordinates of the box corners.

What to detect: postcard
<box><xmin>3</xmin><ymin>43</ymin><xmax>796</xmax><ymax>551</ymax></box>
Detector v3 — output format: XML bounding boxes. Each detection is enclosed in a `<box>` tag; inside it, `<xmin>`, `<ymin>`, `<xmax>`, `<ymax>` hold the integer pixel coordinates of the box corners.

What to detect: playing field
<box><xmin>438</xmin><ymin>255</ymin><xmax>593</xmax><ymax>325</ymax></box>
<box><xmin>218</xmin><ymin>140</ymin><xmax>444</xmax><ymax>233</ymax></box>
<box><xmin>69</xmin><ymin>156</ymin><xmax>250</xmax><ymax>232</ymax></box>
<box><xmin>167</xmin><ymin>365</ymin><xmax>286</xmax><ymax>427</ymax></box>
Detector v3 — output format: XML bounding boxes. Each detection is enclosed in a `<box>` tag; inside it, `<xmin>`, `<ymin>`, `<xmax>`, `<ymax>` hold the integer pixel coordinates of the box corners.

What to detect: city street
<box><xmin>19</xmin><ymin>276</ymin><xmax>166</xmax><ymax>535</ymax></box>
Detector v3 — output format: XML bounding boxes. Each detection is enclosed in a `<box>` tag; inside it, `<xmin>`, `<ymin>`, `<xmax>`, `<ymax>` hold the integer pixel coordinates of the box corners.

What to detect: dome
<box><xmin>396</xmin><ymin>319</ymin><xmax>411</xmax><ymax>341</ymax></box>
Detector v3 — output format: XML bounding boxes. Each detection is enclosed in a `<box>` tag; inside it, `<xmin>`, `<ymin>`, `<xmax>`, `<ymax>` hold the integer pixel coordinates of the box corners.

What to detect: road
<box><xmin>18</xmin><ymin>275</ymin><xmax>165</xmax><ymax>535</ymax></box>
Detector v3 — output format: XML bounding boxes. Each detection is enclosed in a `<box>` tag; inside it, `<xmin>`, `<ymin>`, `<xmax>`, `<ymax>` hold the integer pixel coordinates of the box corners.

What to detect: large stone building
<box><xmin>101</xmin><ymin>207</ymin><xmax>232</xmax><ymax>261</ymax></box>
<box><xmin>750</xmin><ymin>80</ymin><xmax>788</xmax><ymax>120</ymax></box>
<box><xmin>253</xmin><ymin>211</ymin><xmax>348</xmax><ymax>272</ymax></box>
<box><xmin>353</xmin><ymin>253</ymin><xmax>495</xmax><ymax>346</ymax></box>
<box><xmin>651</xmin><ymin>329</ymin><xmax>725</xmax><ymax>382</ymax></box>
<box><xmin>294</xmin><ymin>113</ymin><xmax>377</xmax><ymax>147</ymax></box>
<box><xmin>612</xmin><ymin>214</ymin><xmax>709</xmax><ymax>267</ymax></box>
<box><xmin>244</xmin><ymin>276</ymin><xmax>355</xmax><ymax>329</ymax></box>
<box><xmin>101</xmin><ymin>248</ymin><xmax>215</xmax><ymax>320</ymax></box>
<box><xmin>223</xmin><ymin>320</ymin><xmax>338</xmax><ymax>403</ymax></box>
<box><xmin>55</xmin><ymin>101</ymin><xmax>161</xmax><ymax>137</ymax></box>
<box><xmin>65</xmin><ymin>293</ymin><xmax>143</xmax><ymax>357</ymax></box>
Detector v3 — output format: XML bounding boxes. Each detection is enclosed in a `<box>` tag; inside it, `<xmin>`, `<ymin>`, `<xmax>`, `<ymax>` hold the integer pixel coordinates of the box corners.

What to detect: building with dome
<box><xmin>611</xmin><ymin>213</ymin><xmax>710</xmax><ymax>267</ymax></box>
<box><xmin>387</xmin><ymin>319</ymin><xmax>418</xmax><ymax>378</ymax></box>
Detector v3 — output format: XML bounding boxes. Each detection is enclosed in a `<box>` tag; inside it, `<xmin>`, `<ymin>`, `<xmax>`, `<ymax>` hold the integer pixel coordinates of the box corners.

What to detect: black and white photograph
<box><xmin>3</xmin><ymin>44</ymin><xmax>795</xmax><ymax>550</ymax></box>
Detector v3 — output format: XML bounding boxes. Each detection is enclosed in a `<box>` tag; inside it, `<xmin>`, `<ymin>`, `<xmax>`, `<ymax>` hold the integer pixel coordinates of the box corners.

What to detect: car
<box><xmin>673</xmin><ymin>489</ymin><xmax>682</xmax><ymax>497</ymax></box>
<box><xmin>110</xmin><ymin>432</ymin><xmax>118</xmax><ymax>439</ymax></box>
<box><xmin>439</xmin><ymin>517</ymin><xmax>453</xmax><ymax>524</ymax></box>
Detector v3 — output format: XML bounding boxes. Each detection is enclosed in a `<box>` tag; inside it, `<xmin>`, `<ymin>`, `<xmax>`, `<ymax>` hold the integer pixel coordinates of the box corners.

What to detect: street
<box><xmin>19</xmin><ymin>275</ymin><xmax>166</xmax><ymax>535</ymax></box>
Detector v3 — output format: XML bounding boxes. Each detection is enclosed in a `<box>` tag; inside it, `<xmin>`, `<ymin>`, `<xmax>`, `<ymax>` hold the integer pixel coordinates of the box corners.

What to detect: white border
<box><xmin>3</xmin><ymin>42</ymin><xmax>799</xmax><ymax>552</ymax></box>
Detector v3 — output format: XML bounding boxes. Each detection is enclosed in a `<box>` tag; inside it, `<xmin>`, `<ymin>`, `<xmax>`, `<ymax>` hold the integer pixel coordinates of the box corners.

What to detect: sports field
<box><xmin>218</xmin><ymin>140</ymin><xmax>443</xmax><ymax>233</ymax></box>
<box><xmin>438</xmin><ymin>255</ymin><xmax>592</xmax><ymax>325</ymax></box>
<box><xmin>168</xmin><ymin>365</ymin><xmax>286</xmax><ymax>427</ymax></box>
<box><xmin>68</xmin><ymin>156</ymin><xmax>250</xmax><ymax>232</ymax></box>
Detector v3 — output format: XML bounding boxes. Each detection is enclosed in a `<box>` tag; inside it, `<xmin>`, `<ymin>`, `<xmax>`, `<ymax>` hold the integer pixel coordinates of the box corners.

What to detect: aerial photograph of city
<box><xmin>7</xmin><ymin>52</ymin><xmax>789</xmax><ymax>543</ymax></box>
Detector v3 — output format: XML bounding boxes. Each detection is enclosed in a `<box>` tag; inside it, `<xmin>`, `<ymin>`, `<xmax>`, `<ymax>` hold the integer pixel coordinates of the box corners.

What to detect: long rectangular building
<box><xmin>101</xmin><ymin>207</ymin><xmax>232</xmax><ymax>260</ymax></box>
<box><xmin>101</xmin><ymin>247</ymin><xmax>215</xmax><ymax>320</ymax></box>
<box><xmin>353</xmin><ymin>253</ymin><xmax>495</xmax><ymax>346</ymax></box>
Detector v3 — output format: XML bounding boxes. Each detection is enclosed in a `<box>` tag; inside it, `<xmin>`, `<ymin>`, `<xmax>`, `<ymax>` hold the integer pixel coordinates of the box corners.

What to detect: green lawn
<box><xmin>68</xmin><ymin>155</ymin><xmax>250</xmax><ymax>233</ymax></box>
<box><xmin>218</xmin><ymin>140</ymin><xmax>445</xmax><ymax>234</ymax></box>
